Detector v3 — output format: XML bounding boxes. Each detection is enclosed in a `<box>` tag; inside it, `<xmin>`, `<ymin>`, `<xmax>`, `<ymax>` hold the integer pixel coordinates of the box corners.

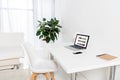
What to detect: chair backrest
<box><xmin>23</xmin><ymin>42</ymin><xmax>40</xmax><ymax>66</ymax></box>
<box><xmin>0</xmin><ymin>32</ymin><xmax>24</xmax><ymax>47</ymax></box>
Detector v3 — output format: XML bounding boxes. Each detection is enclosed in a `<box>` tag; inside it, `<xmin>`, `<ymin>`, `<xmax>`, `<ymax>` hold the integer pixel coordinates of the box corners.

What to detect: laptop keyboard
<box><xmin>70</xmin><ymin>45</ymin><xmax>82</xmax><ymax>49</ymax></box>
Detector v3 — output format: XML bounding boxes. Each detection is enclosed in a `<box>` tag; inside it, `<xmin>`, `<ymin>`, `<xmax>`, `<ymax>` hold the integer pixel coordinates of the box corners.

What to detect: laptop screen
<box><xmin>74</xmin><ymin>34</ymin><xmax>90</xmax><ymax>48</ymax></box>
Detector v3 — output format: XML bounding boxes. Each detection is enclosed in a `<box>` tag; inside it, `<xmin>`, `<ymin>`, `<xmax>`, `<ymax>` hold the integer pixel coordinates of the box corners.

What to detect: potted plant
<box><xmin>36</xmin><ymin>17</ymin><xmax>62</xmax><ymax>43</ymax></box>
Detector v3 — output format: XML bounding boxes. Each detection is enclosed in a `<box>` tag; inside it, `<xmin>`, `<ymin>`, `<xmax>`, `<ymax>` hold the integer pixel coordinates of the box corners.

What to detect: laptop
<box><xmin>65</xmin><ymin>34</ymin><xmax>90</xmax><ymax>51</ymax></box>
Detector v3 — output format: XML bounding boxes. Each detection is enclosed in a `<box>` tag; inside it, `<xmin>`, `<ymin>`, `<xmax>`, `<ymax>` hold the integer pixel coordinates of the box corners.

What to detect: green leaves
<box><xmin>54</xmin><ymin>28</ymin><xmax>60</xmax><ymax>34</ymax></box>
<box><xmin>50</xmin><ymin>32</ymin><xmax>55</xmax><ymax>42</ymax></box>
<box><xmin>39</xmin><ymin>35</ymin><xmax>43</xmax><ymax>39</ymax></box>
<box><xmin>43</xmin><ymin>18</ymin><xmax>46</xmax><ymax>21</ymax></box>
<box><xmin>36</xmin><ymin>17</ymin><xmax>62</xmax><ymax>43</ymax></box>
<box><xmin>46</xmin><ymin>37</ymin><xmax>50</xmax><ymax>43</ymax></box>
<box><xmin>36</xmin><ymin>30</ymin><xmax>41</xmax><ymax>36</ymax></box>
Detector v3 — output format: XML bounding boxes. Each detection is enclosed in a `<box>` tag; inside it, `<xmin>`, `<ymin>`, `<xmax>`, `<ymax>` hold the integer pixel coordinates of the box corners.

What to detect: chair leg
<box><xmin>50</xmin><ymin>72</ymin><xmax>55</xmax><ymax>80</ymax></box>
<box><xmin>30</xmin><ymin>73</ymin><xmax>37</xmax><ymax>80</ymax></box>
<box><xmin>44</xmin><ymin>73</ymin><xmax>49</xmax><ymax>80</ymax></box>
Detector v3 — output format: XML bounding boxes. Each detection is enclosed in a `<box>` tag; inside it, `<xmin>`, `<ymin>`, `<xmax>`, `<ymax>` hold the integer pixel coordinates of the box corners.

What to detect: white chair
<box><xmin>23</xmin><ymin>42</ymin><xmax>57</xmax><ymax>80</ymax></box>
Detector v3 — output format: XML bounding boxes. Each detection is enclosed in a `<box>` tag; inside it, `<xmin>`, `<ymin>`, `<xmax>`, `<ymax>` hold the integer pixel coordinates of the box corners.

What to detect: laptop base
<box><xmin>65</xmin><ymin>45</ymin><xmax>85</xmax><ymax>51</ymax></box>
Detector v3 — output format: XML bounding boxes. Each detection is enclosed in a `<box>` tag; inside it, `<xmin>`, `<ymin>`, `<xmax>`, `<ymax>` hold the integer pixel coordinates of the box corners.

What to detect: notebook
<box><xmin>97</xmin><ymin>54</ymin><xmax>117</xmax><ymax>60</ymax></box>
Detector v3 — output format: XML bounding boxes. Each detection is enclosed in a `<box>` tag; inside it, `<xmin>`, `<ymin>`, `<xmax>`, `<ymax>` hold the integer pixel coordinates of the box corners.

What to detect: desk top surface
<box><xmin>50</xmin><ymin>43</ymin><xmax>120</xmax><ymax>73</ymax></box>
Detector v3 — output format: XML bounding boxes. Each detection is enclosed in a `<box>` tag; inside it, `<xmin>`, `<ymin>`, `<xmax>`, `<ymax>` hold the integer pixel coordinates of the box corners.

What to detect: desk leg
<box><xmin>71</xmin><ymin>73</ymin><xmax>77</xmax><ymax>80</ymax></box>
<box><xmin>109</xmin><ymin>66</ymin><xmax>116</xmax><ymax>80</ymax></box>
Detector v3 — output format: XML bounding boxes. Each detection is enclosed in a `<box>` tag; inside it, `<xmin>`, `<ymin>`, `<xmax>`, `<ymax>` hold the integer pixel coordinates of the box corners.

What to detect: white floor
<box><xmin>0</xmin><ymin>67</ymin><xmax>87</xmax><ymax>80</ymax></box>
<box><xmin>0</xmin><ymin>68</ymin><xmax>68</xmax><ymax>80</ymax></box>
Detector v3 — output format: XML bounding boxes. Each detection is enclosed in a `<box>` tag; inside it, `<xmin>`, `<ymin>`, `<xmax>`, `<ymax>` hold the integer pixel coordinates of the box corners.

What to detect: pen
<box><xmin>73</xmin><ymin>52</ymin><xmax>82</xmax><ymax>54</ymax></box>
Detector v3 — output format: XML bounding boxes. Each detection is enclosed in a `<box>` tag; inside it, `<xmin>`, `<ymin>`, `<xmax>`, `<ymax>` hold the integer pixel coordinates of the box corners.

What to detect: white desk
<box><xmin>49</xmin><ymin>43</ymin><xmax>120</xmax><ymax>80</ymax></box>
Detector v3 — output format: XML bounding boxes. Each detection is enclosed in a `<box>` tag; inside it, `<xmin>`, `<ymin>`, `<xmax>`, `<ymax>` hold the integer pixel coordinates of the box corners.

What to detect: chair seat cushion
<box><xmin>30</xmin><ymin>59</ymin><xmax>57</xmax><ymax>73</ymax></box>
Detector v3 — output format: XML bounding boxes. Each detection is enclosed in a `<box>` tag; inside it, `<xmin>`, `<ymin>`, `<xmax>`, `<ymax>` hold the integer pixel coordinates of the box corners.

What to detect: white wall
<box><xmin>55</xmin><ymin>0</ymin><xmax>120</xmax><ymax>80</ymax></box>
